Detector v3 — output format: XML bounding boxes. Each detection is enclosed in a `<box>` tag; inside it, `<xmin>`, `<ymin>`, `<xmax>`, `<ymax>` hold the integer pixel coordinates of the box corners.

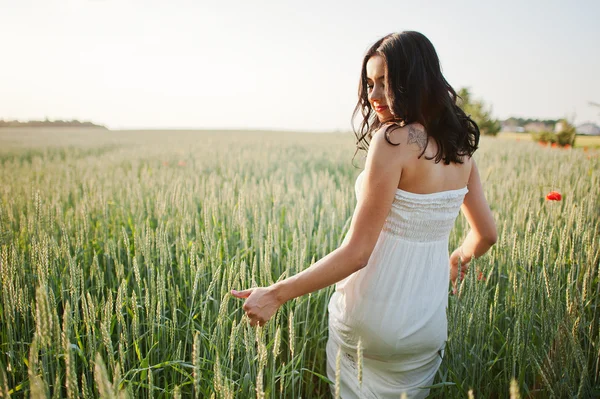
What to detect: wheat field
<box><xmin>0</xmin><ymin>128</ymin><xmax>598</xmax><ymax>398</ymax></box>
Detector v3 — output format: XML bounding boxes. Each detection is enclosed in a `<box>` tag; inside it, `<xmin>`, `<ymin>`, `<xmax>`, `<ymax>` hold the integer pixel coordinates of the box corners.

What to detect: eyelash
<box><xmin>366</xmin><ymin>83</ymin><xmax>383</xmax><ymax>91</ymax></box>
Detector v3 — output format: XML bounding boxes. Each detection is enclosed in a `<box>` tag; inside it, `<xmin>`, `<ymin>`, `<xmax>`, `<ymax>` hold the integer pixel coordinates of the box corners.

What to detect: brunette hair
<box><xmin>352</xmin><ymin>31</ymin><xmax>479</xmax><ymax>165</ymax></box>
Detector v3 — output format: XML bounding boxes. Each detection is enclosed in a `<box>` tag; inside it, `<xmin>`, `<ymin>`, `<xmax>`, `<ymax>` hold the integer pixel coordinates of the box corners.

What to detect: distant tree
<box><xmin>531</xmin><ymin>118</ymin><xmax>576</xmax><ymax>147</ymax></box>
<box><xmin>555</xmin><ymin>118</ymin><xmax>576</xmax><ymax>147</ymax></box>
<box><xmin>457</xmin><ymin>88</ymin><xmax>501</xmax><ymax>136</ymax></box>
<box><xmin>0</xmin><ymin>119</ymin><xmax>107</xmax><ymax>129</ymax></box>
<box><xmin>502</xmin><ymin>117</ymin><xmax>559</xmax><ymax>130</ymax></box>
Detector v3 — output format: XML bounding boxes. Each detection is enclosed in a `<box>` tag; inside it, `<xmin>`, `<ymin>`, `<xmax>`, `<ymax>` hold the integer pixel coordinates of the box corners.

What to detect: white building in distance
<box><xmin>576</xmin><ymin>123</ymin><xmax>600</xmax><ymax>135</ymax></box>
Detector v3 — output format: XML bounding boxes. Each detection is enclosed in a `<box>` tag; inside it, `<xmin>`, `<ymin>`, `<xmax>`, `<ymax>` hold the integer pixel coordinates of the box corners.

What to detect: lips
<box><xmin>374</xmin><ymin>105</ymin><xmax>388</xmax><ymax>113</ymax></box>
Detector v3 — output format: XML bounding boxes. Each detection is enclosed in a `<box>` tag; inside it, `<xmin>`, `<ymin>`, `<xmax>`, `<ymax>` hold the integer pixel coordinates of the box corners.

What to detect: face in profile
<box><xmin>366</xmin><ymin>55</ymin><xmax>394</xmax><ymax>123</ymax></box>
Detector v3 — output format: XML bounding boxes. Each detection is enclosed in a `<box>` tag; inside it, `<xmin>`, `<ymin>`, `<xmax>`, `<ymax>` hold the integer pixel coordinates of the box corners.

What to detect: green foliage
<box><xmin>531</xmin><ymin>119</ymin><xmax>577</xmax><ymax>147</ymax></box>
<box><xmin>457</xmin><ymin>88</ymin><xmax>501</xmax><ymax>136</ymax></box>
<box><xmin>531</xmin><ymin>130</ymin><xmax>557</xmax><ymax>144</ymax></box>
<box><xmin>556</xmin><ymin>119</ymin><xmax>577</xmax><ymax>147</ymax></box>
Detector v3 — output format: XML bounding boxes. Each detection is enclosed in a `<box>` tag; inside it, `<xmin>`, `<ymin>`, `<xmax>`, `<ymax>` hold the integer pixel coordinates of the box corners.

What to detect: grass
<box><xmin>0</xmin><ymin>128</ymin><xmax>598</xmax><ymax>398</ymax></box>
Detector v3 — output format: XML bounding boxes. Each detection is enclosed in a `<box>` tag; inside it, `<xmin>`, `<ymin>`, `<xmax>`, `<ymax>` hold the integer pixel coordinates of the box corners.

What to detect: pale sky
<box><xmin>1</xmin><ymin>0</ymin><xmax>599</xmax><ymax>130</ymax></box>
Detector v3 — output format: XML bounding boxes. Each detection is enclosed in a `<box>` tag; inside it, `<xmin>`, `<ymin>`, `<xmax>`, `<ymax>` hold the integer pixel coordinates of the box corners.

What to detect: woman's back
<box><xmin>393</xmin><ymin>123</ymin><xmax>473</xmax><ymax>195</ymax></box>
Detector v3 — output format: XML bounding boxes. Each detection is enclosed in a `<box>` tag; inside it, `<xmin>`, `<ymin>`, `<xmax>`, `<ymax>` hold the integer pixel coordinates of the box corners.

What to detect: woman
<box><xmin>232</xmin><ymin>31</ymin><xmax>497</xmax><ymax>398</ymax></box>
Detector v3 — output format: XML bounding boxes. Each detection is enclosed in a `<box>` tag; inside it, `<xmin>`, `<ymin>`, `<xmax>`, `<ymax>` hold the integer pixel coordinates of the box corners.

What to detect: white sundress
<box><xmin>326</xmin><ymin>170</ymin><xmax>468</xmax><ymax>399</ymax></box>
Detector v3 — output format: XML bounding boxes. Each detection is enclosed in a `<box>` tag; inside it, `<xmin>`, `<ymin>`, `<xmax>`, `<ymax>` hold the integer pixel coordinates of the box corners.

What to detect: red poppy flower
<box><xmin>545</xmin><ymin>191</ymin><xmax>562</xmax><ymax>201</ymax></box>
<box><xmin>551</xmin><ymin>143</ymin><xmax>557</xmax><ymax>148</ymax></box>
<box><xmin>477</xmin><ymin>270</ymin><xmax>487</xmax><ymax>281</ymax></box>
<box><xmin>178</xmin><ymin>160</ymin><xmax>187</xmax><ymax>167</ymax></box>
<box><xmin>564</xmin><ymin>144</ymin><xmax>571</xmax><ymax>149</ymax></box>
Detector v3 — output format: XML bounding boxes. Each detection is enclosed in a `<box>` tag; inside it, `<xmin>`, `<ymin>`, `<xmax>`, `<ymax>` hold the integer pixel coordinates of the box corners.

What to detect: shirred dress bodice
<box><xmin>355</xmin><ymin>170</ymin><xmax>468</xmax><ymax>242</ymax></box>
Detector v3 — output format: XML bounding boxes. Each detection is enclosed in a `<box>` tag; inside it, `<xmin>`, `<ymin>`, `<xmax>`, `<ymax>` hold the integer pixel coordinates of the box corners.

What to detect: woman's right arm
<box><xmin>450</xmin><ymin>159</ymin><xmax>497</xmax><ymax>283</ymax></box>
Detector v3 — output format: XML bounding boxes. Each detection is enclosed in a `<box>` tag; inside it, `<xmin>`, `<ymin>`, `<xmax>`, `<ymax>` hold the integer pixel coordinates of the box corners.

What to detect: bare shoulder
<box><xmin>370</xmin><ymin>123</ymin><xmax>405</xmax><ymax>145</ymax></box>
<box><xmin>372</xmin><ymin>122</ymin><xmax>428</xmax><ymax>156</ymax></box>
<box><xmin>466</xmin><ymin>156</ymin><xmax>478</xmax><ymax>181</ymax></box>
<box><xmin>367</xmin><ymin>123</ymin><xmax>408</xmax><ymax>168</ymax></box>
<box><xmin>373</xmin><ymin>122</ymin><xmax>426</xmax><ymax>146</ymax></box>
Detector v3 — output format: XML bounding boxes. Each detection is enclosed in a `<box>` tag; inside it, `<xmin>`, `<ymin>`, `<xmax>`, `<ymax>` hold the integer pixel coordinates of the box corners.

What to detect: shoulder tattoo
<box><xmin>407</xmin><ymin>125</ymin><xmax>427</xmax><ymax>151</ymax></box>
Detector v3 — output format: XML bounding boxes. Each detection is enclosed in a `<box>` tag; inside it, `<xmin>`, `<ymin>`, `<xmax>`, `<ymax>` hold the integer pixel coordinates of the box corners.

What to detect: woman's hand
<box><xmin>449</xmin><ymin>247</ymin><xmax>470</xmax><ymax>293</ymax></box>
<box><xmin>231</xmin><ymin>286</ymin><xmax>282</xmax><ymax>327</ymax></box>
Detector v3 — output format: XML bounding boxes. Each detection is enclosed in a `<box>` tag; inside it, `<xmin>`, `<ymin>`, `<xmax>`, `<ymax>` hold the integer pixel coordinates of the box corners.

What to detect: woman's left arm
<box><xmin>232</xmin><ymin>125</ymin><xmax>406</xmax><ymax>326</ymax></box>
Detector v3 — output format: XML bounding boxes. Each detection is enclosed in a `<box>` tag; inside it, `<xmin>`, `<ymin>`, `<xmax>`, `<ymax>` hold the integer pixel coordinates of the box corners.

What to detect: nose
<box><xmin>368</xmin><ymin>83</ymin><xmax>384</xmax><ymax>104</ymax></box>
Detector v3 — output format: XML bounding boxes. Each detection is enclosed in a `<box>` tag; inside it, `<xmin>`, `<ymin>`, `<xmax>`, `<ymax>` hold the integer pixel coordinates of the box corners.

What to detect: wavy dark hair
<box><xmin>352</xmin><ymin>31</ymin><xmax>480</xmax><ymax>165</ymax></box>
